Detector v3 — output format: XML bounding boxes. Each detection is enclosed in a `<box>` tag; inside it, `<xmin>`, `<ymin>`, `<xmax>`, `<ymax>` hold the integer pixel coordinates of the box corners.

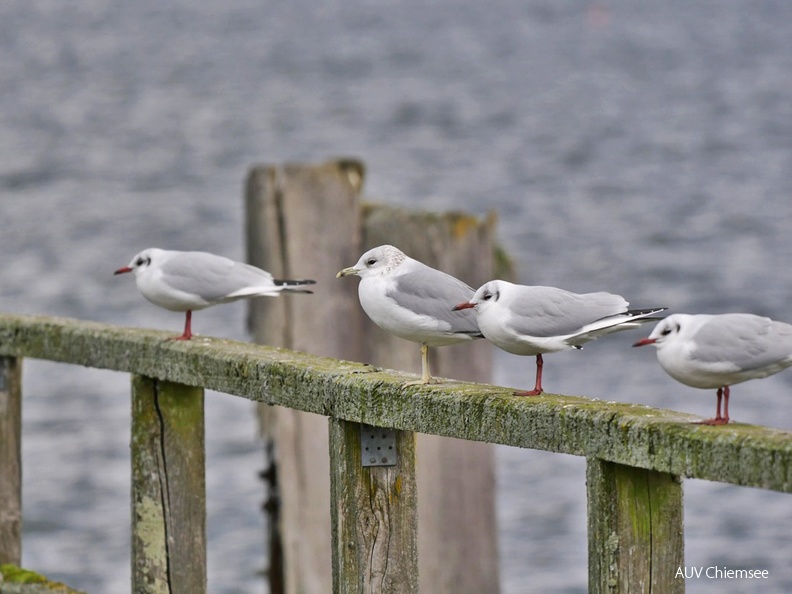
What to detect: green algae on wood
<box><xmin>586</xmin><ymin>460</ymin><xmax>683</xmax><ymax>594</ymax></box>
<box><xmin>131</xmin><ymin>375</ymin><xmax>206</xmax><ymax>594</ymax></box>
<box><xmin>1</xmin><ymin>313</ymin><xmax>792</xmax><ymax>492</ymax></box>
<box><xmin>0</xmin><ymin>564</ymin><xmax>86</xmax><ymax>593</ymax></box>
<box><xmin>0</xmin><ymin>357</ymin><xmax>22</xmax><ymax>566</ymax></box>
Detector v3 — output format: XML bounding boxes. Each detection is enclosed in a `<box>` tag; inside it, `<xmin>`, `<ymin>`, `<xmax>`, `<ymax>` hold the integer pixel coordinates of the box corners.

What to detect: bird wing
<box><xmin>505</xmin><ymin>286</ymin><xmax>629</xmax><ymax>338</ymax></box>
<box><xmin>691</xmin><ymin>314</ymin><xmax>792</xmax><ymax>371</ymax></box>
<box><xmin>160</xmin><ymin>252</ymin><xmax>276</xmax><ymax>302</ymax></box>
<box><xmin>386</xmin><ymin>265</ymin><xmax>481</xmax><ymax>335</ymax></box>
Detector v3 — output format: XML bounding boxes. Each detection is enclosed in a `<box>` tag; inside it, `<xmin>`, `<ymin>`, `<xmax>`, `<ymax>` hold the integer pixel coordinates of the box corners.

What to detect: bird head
<box><xmin>336</xmin><ymin>245</ymin><xmax>406</xmax><ymax>279</ymax></box>
<box><xmin>114</xmin><ymin>248</ymin><xmax>161</xmax><ymax>277</ymax></box>
<box><xmin>633</xmin><ymin>315</ymin><xmax>682</xmax><ymax>348</ymax></box>
<box><xmin>453</xmin><ymin>280</ymin><xmax>503</xmax><ymax>312</ymax></box>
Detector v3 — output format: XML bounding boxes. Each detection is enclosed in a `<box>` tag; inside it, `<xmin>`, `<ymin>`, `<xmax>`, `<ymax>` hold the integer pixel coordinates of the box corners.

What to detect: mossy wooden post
<box><xmin>246</xmin><ymin>159</ymin><xmax>366</xmax><ymax>594</ymax></box>
<box><xmin>329</xmin><ymin>420</ymin><xmax>418</xmax><ymax>593</ymax></box>
<box><xmin>362</xmin><ymin>204</ymin><xmax>502</xmax><ymax>594</ymax></box>
<box><xmin>131</xmin><ymin>375</ymin><xmax>206</xmax><ymax>594</ymax></box>
<box><xmin>587</xmin><ymin>458</ymin><xmax>684</xmax><ymax>594</ymax></box>
<box><xmin>0</xmin><ymin>356</ymin><xmax>22</xmax><ymax>565</ymax></box>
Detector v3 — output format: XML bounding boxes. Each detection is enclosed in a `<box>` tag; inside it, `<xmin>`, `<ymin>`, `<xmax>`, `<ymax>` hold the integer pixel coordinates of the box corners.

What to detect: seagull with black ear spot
<box><xmin>337</xmin><ymin>244</ymin><xmax>482</xmax><ymax>385</ymax></box>
<box><xmin>634</xmin><ymin>313</ymin><xmax>792</xmax><ymax>425</ymax></box>
<box><xmin>115</xmin><ymin>248</ymin><xmax>315</xmax><ymax>340</ymax></box>
<box><xmin>454</xmin><ymin>280</ymin><xmax>665</xmax><ymax>395</ymax></box>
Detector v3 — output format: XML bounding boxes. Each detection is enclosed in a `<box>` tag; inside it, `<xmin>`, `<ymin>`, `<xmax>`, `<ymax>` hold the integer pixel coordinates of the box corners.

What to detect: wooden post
<box><xmin>329</xmin><ymin>420</ymin><xmax>418</xmax><ymax>593</ymax></box>
<box><xmin>131</xmin><ymin>375</ymin><xmax>206</xmax><ymax>594</ymax></box>
<box><xmin>587</xmin><ymin>458</ymin><xmax>684</xmax><ymax>594</ymax></box>
<box><xmin>247</xmin><ymin>159</ymin><xmax>366</xmax><ymax>594</ymax></box>
<box><xmin>0</xmin><ymin>356</ymin><xmax>22</xmax><ymax>565</ymax></box>
<box><xmin>246</xmin><ymin>159</ymin><xmax>501</xmax><ymax>594</ymax></box>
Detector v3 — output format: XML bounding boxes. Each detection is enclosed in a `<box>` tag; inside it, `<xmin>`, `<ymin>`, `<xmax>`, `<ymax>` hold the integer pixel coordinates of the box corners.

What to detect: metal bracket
<box><xmin>360</xmin><ymin>424</ymin><xmax>397</xmax><ymax>467</ymax></box>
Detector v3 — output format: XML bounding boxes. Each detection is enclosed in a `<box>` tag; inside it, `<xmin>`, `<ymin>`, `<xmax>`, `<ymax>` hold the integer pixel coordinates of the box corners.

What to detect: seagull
<box><xmin>336</xmin><ymin>244</ymin><xmax>482</xmax><ymax>385</ymax></box>
<box><xmin>454</xmin><ymin>279</ymin><xmax>665</xmax><ymax>395</ymax></box>
<box><xmin>633</xmin><ymin>313</ymin><xmax>792</xmax><ymax>425</ymax></box>
<box><xmin>114</xmin><ymin>248</ymin><xmax>315</xmax><ymax>340</ymax></box>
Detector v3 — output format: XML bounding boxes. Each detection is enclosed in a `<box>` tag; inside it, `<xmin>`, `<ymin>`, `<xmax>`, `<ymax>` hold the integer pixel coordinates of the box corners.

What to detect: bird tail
<box><xmin>273</xmin><ymin>278</ymin><xmax>317</xmax><ymax>294</ymax></box>
<box><xmin>596</xmin><ymin>307</ymin><xmax>669</xmax><ymax>331</ymax></box>
<box><xmin>622</xmin><ymin>307</ymin><xmax>668</xmax><ymax>323</ymax></box>
<box><xmin>567</xmin><ymin>307</ymin><xmax>667</xmax><ymax>346</ymax></box>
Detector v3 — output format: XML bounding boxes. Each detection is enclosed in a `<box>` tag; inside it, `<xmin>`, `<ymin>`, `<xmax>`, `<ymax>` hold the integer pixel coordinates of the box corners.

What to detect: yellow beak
<box><xmin>336</xmin><ymin>266</ymin><xmax>359</xmax><ymax>278</ymax></box>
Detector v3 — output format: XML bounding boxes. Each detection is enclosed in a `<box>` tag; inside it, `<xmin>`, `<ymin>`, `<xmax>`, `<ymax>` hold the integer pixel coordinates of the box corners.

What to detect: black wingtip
<box><xmin>627</xmin><ymin>307</ymin><xmax>668</xmax><ymax>318</ymax></box>
<box><xmin>274</xmin><ymin>279</ymin><xmax>317</xmax><ymax>286</ymax></box>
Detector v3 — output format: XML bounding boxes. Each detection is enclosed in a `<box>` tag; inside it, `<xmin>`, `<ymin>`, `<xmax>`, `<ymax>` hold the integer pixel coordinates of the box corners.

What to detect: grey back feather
<box><xmin>506</xmin><ymin>286</ymin><xmax>628</xmax><ymax>338</ymax></box>
<box><xmin>387</xmin><ymin>264</ymin><xmax>481</xmax><ymax>334</ymax></box>
<box><xmin>692</xmin><ymin>314</ymin><xmax>792</xmax><ymax>370</ymax></box>
<box><xmin>160</xmin><ymin>252</ymin><xmax>273</xmax><ymax>301</ymax></box>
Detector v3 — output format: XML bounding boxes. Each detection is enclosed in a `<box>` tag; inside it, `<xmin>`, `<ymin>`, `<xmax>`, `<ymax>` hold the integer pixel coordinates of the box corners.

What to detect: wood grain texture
<box><xmin>329</xmin><ymin>419</ymin><xmax>417</xmax><ymax>594</ymax></box>
<box><xmin>0</xmin><ymin>356</ymin><xmax>22</xmax><ymax>565</ymax></box>
<box><xmin>587</xmin><ymin>458</ymin><xmax>684</xmax><ymax>594</ymax></box>
<box><xmin>131</xmin><ymin>375</ymin><xmax>206</xmax><ymax>594</ymax></box>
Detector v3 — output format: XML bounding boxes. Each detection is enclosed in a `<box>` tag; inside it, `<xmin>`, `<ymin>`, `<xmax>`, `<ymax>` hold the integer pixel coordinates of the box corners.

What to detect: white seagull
<box><xmin>336</xmin><ymin>244</ymin><xmax>482</xmax><ymax>385</ymax></box>
<box><xmin>454</xmin><ymin>279</ymin><xmax>665</xmax><ymax>395</ymax></box>
<box><xmin>115</xmin><ymin>248</ymin><xmax>315</xmax><ymax>340</ymax></box>
<box><xmin>633</xmin><ymin>313</ymin><xmax>792</xmax><ymax>425</ymax></box>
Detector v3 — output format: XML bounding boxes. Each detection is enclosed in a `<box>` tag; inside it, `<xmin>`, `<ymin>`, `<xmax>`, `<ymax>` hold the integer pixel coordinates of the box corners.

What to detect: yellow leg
<box><xmin>405</xmin><ymin>343</ymin><xmax>435</xmax><ymax>385</ymax></box>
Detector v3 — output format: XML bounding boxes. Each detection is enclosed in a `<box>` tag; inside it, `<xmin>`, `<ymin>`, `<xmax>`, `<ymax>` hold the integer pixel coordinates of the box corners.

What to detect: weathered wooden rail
<box><xmin>1</xmin><ymin>313</ymin><xmax>792</xmax><ymax>593</ymax></box>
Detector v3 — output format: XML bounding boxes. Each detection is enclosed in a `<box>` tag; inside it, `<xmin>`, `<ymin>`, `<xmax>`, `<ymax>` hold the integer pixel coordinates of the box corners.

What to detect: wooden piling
<box><xmin>0</xmin><ymin>356</ymin><xmax>22</xmax><ymax>565</ymax></box>
<box><xmin>246</xmin><ymin>159</ymin><xmax>366</xmax><ymax>594</ymax></box>
<box><xmin>245</xmin><ymin>159</ymin><xmax>502</xmax><ymax>594</ymax></box>
<box><xmin>131</xmin><ymin>375</ymin><xmax>206</xmax><ymax>594</ymax></box>
<box><xmin>587</xmin><ymin>458</ymin><xmax>684</xmax><ymax>594</ymax></box>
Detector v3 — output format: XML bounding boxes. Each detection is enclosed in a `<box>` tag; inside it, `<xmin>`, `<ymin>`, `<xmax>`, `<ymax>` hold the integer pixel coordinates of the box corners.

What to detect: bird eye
<box><xmin>136</xmin><ymin>256</ymin><xmax>151</xmax><ymax>267</ymax></box>
<box><xmin>366</xmin><ymin>258</ymin><xmax>377</xmax><ymax>266</ymax></box>
<box><xmin>482</xmin><ymin>292</ymin><xmax>492</xmax><ymax>301</ymax></box>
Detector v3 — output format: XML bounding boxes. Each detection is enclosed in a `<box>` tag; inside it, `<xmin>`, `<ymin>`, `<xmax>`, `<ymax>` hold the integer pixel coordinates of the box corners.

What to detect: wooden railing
<box><xmin>1</xmin><ymin>313</ymin><xmax>792</xmax><ymax>593</ymax></box>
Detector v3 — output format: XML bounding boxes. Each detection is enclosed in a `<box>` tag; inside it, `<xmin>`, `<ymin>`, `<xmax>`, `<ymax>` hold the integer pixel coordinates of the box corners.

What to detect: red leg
<box><xmin>515</xmin><ymin>353</ymin><xmax>543</xmax><ymax>396</ymax></box>
<box><xmin>170</xmin><ymin>310</ymin><xmax>193</xmax><ymax>341</ymax></box>
<box><xmin>695</xmin><ymin>385</ymin><xmax>730</xmax><ymax>425</ymax></box>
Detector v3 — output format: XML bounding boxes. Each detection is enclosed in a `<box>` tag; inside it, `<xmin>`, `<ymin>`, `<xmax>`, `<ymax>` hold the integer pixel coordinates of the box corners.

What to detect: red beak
<box><xmin>632</xmin><ymin>338</ymin><xmax>656</xmax><ymax>347</ymax></box>
<box><xmin>114</xmin><ymin>266</ymin><xmax>133</xmax><ymax>275</ymax></box>
<box><xmin>452</xmin><ymin>301</ymin><xmax>475</xmax><ymax>311</ymax></box>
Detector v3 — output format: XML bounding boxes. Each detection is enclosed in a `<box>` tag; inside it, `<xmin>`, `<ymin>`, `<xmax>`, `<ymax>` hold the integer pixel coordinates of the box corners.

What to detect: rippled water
<box><xmin>3</xmin><ymin>1</ymin><xmax>792</xmax><ymax>592</ymax></box>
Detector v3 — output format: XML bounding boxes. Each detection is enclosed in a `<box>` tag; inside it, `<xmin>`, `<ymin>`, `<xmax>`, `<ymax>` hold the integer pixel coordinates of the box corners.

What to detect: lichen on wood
<box><xmin>1</xmin><ymin>313</ymin><xmax>791</xmax><ymax>492</ymax></box>
<box><xmin>131</xmin><ymin>375</ymin><xmax>206</xmax><ymax>594</ymax></box>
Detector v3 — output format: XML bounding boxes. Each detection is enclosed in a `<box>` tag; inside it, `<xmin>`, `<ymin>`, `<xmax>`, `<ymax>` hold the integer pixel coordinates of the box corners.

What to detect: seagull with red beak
<box><xmin>455</xmin><ymin>279</ymin><xmax>665</xmax><ymax>395</ymax></box>
<box><xmin>634</xmin><ymin>313</ymin><xmax>792</xmax><ymax>425</ymax></box>
<box><xmin>115</xmin><ymin>248</ymin><xmax>315</xmax><ymax>340</ymax></box>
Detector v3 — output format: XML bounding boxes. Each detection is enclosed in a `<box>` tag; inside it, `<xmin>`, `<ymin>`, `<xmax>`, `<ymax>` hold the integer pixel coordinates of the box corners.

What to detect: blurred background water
<box><xmin>2</xmin><ymin>0</ymin><xmax>792</xmax><ymax>592</ymax></box>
